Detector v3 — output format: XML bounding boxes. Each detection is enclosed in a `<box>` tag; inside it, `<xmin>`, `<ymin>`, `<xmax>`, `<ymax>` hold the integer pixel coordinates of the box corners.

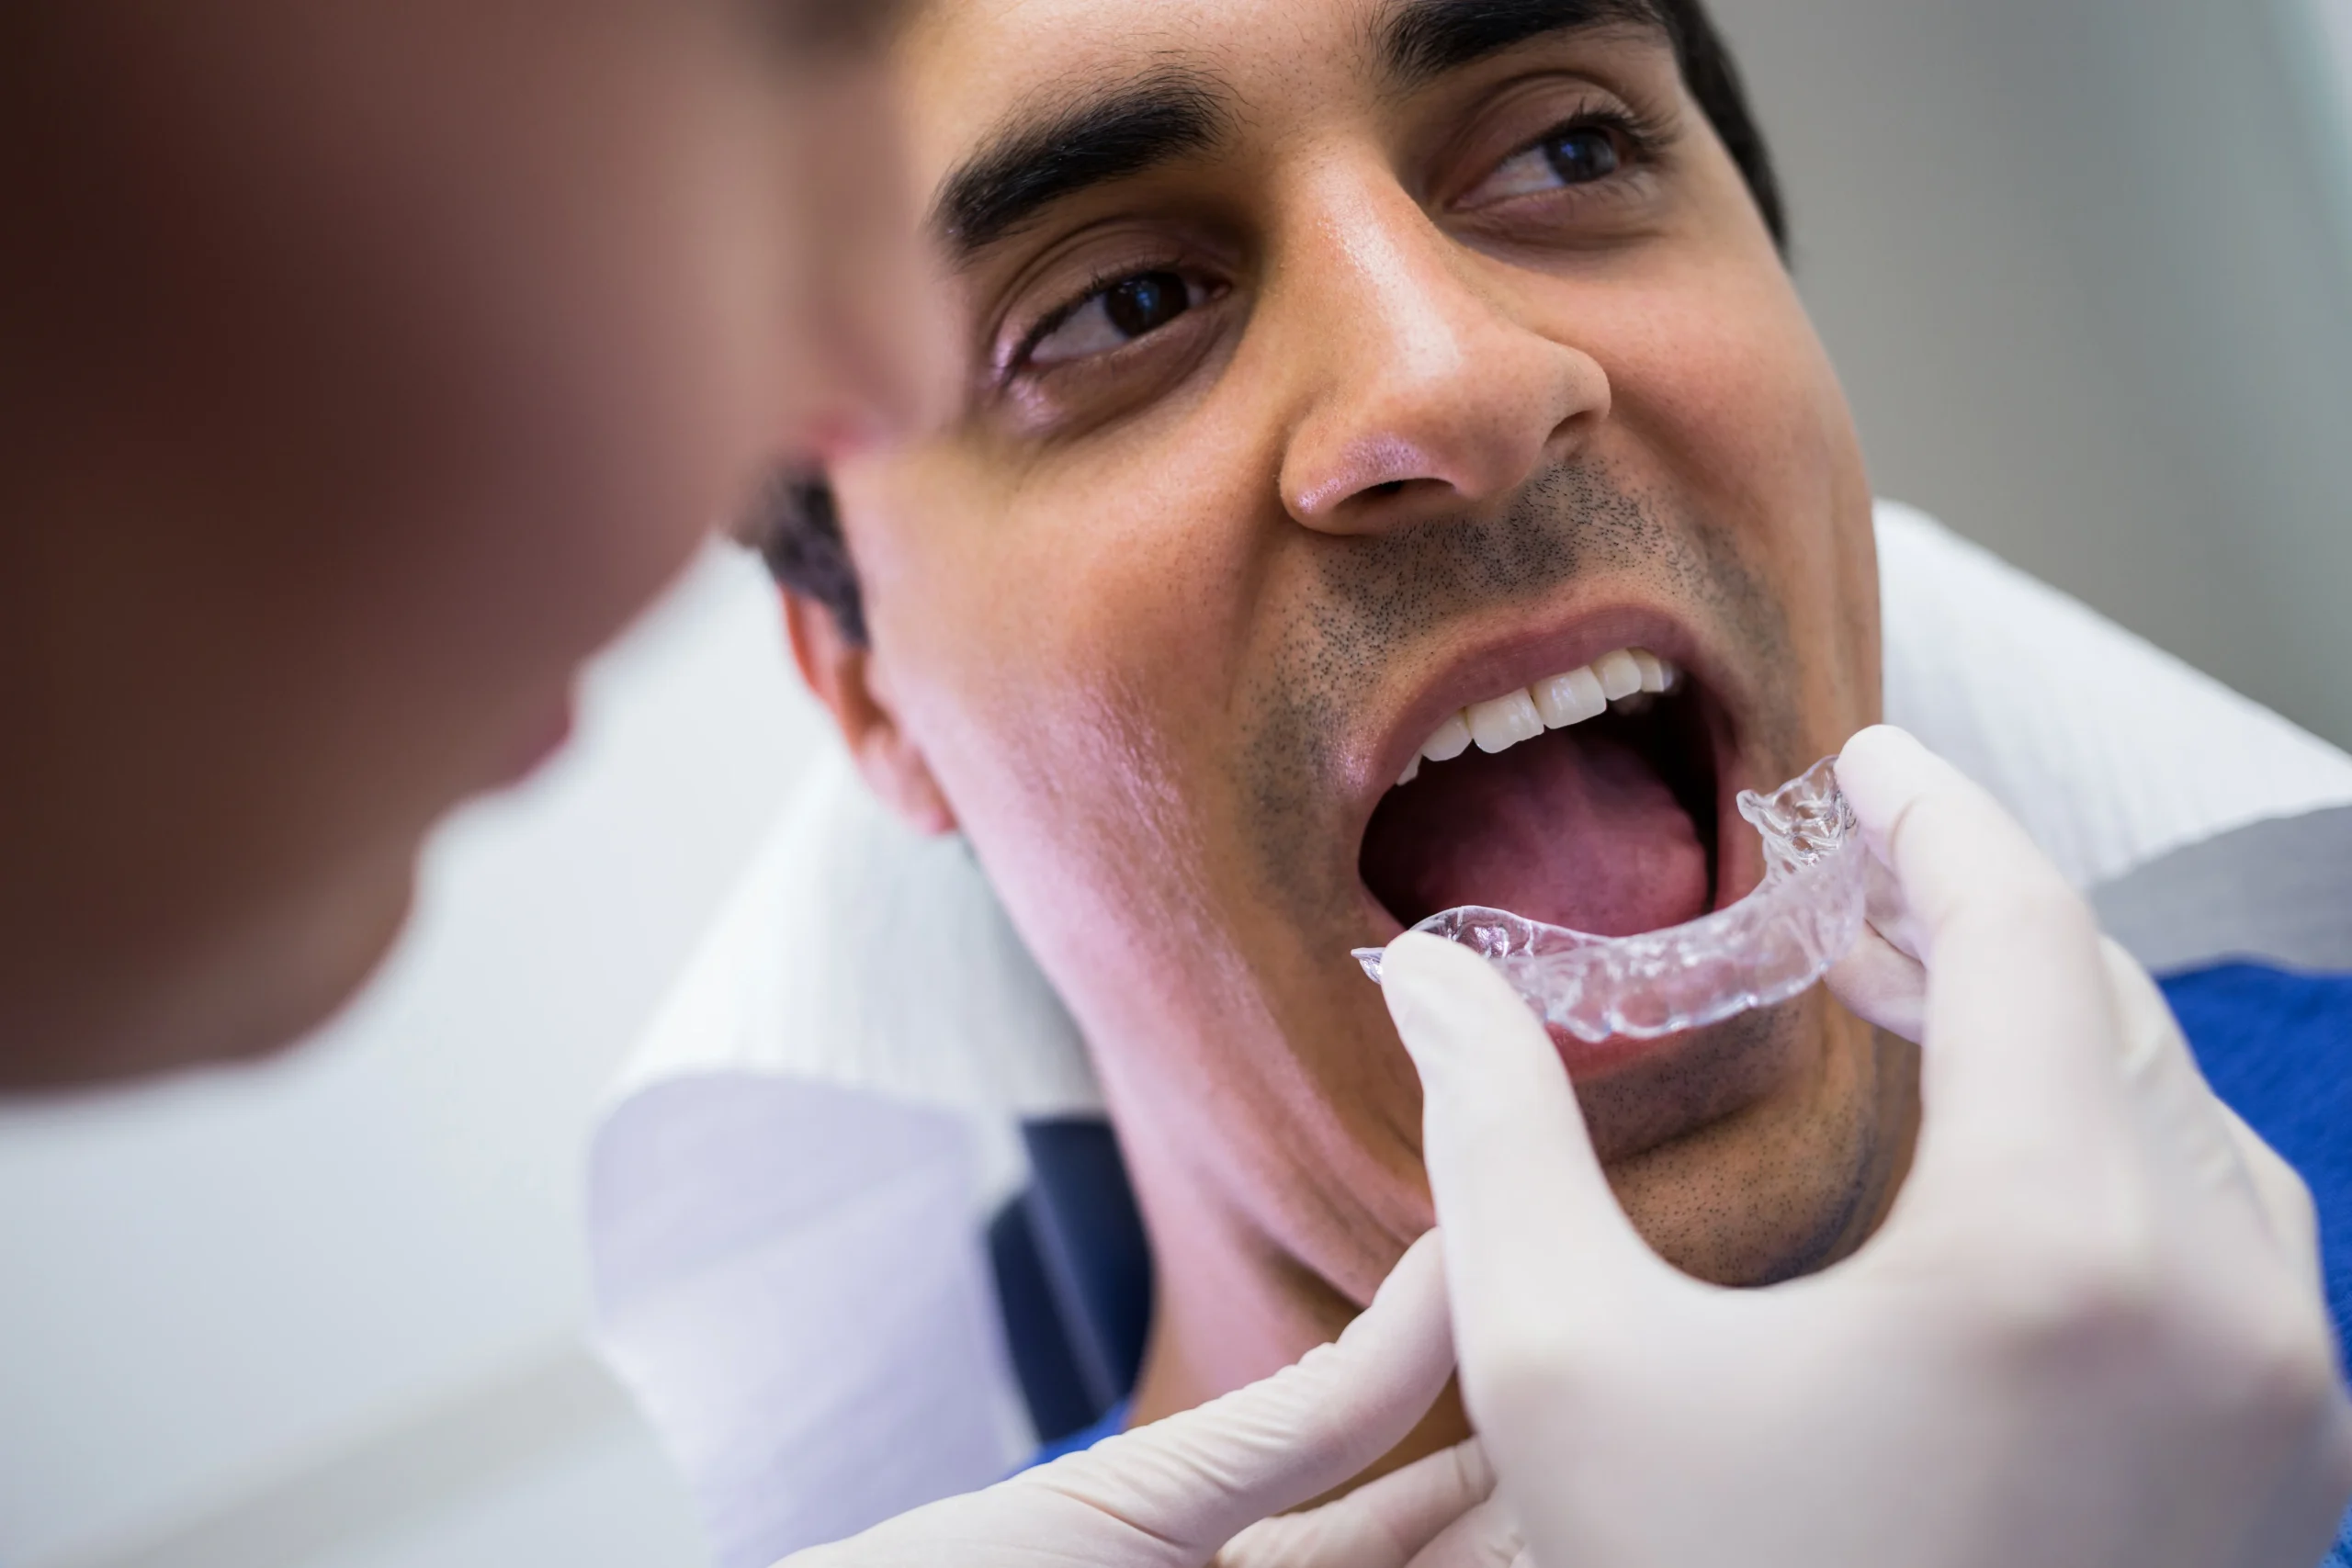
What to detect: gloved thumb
<box><xmin>781</xmin><ymin>1235</ymin><xmax>1456</xmax><ymax>1568</ymax></box>
<box><xmin>2100</xmin><ymin>937</ymin><xmax>2325</xmax><ymax>1300</ymax></box>
<box><xmin>1218</xmin><ymin>1439</ymin><xmax>1513</xmax><ymax>1568</ymax></box>
<box><xmin>1382</xmin><ymin>932</ymin><xmax>1661</xmax><ymax>1359</ymax></box>
<box><xmin>1826</xmin><ymin>828</ymin><xmax>1929</xmax><ymax>1041</ymax></box>
<box><xmin>1028</xmin><ymin>1229</ymin><xmax>1457</xmax><ymax>1561</ymax></box>
<box><xmin>1826</xmin><ymin>920</ymin><xmax>1927</xmax><ymax>1043</ymax></box>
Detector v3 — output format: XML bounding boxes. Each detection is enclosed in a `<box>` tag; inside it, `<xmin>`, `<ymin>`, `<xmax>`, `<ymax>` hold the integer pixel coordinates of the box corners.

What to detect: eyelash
<box><xmin>1473</xmin><ymin>101</ymin><xmax>1671</xmax><ymax>203</ymax></box>
<box><xmin>1002</xmin><ymin>260</ymin><xmax>1209</xmax><ymax>379</ymax></box>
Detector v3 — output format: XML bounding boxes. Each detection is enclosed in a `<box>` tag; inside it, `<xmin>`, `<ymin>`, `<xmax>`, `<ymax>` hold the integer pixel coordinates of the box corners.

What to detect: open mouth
<box><xmin>1361</xmin><ymin>647</ymin><xmax>1728</xmax><ymax>939</ymax></box>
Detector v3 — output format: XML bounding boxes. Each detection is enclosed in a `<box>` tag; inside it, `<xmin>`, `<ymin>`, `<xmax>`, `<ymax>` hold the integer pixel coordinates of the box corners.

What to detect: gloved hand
<box><xmin>1382</xmin><ymin>722</ymin><xmax>2352</xmax><ymax>1568</ymax></box>
<box><xmin>780</xmin><ymin>1230</ymin><xmax>1517</xmax><ymax>1568</ymax></box>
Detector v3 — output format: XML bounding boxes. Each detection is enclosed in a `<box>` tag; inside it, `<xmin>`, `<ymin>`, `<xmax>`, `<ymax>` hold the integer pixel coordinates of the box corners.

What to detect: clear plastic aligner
<box><xmin>1353</xmin><ymin>756</ymin><xmax>1864</xmax><ymax>1045</ymax></box>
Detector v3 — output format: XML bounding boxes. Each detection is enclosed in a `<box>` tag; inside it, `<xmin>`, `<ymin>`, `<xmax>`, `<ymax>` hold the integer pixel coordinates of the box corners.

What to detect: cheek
<box><xmin>838</xmin><ymin>439</ymin><xmax>1271</xmax><ymax>952</ymax></box>
<box><xmin>852</xmin><ymin>434</ymin><xmax>1267</xmax><ymax>758</ymax></box>
<box><xmin>1595</xmin><ymin>265</ymin><xmax>1852</xmax><ymax>504</ymax></box>
<box><xmin>1576</xmin><ymin>266</ymin><xmax>1878</xmax><ymax>732</ymax></box>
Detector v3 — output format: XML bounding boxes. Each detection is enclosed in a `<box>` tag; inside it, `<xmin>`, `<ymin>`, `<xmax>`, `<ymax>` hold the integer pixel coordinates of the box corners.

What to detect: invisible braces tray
<box><xmin>1353</xmin><ymin>756</ymin><xmax>1863</xmax><ymax>1044</ymax></box>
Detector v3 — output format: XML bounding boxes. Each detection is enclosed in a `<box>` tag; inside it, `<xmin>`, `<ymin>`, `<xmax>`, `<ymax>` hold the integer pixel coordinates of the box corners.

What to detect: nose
<box><xmin>1273</xmin><ymin>171</ymin><xmax>1610</xmax><ymax>536</ymax></box>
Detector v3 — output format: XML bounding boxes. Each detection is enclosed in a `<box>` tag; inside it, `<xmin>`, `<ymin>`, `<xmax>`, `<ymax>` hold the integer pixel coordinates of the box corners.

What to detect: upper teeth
<box><xmin>1396</xmin><ymin>647</ymin><xmax>1679</xmax><ymax>786</ymax></box>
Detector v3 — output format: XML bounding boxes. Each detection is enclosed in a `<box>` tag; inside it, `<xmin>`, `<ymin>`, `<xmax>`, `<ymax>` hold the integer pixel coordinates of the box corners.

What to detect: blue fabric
<box><xmin>1023</xmin><ymin>1398</ymin><xmax>1131</xmax><ymax>1470</ymax></box>
<box><xmin>2158</xmin><ymin>963</ymin><xmax>2352</xmax><ymax>1567</ymax></box>
<box><xmin>989</xmin><ymin>1197</ymin><xmax>1103</xmax><ymax>1445</ymax></box>
<box><xmin>989</xmin><ymin>1121</ymin><xmax>1155</xmax><ymax>1451</ymax></box>
<box><xmin>1021</xmin><ymin>1120</ymin><xmax>1154</xmax><ymax>1413</ymax></box>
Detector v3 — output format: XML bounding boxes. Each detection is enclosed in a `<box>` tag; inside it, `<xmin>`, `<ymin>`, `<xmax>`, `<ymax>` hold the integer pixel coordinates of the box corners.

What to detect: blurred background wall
<box><xmin>1717</xmin><ymin>0</ymin><xmax>2352</xmax><ymax>749</ymax></box>
<box><xmin>3</xmin><ymin>4</ymin><xmax>2347</xmax><ymax>1566</ymax></box>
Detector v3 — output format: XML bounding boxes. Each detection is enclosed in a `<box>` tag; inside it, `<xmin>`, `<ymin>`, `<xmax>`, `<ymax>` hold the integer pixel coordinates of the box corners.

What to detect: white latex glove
<box><xmin>1382</xmin><ymin>723</ymin><xmax>2352</xmax><ymax>1568</ymax></box>
<box><xmin>782</xmin><ymin>1231</ymin><xmax>1520</xmax><ymax>1568</ymax></box>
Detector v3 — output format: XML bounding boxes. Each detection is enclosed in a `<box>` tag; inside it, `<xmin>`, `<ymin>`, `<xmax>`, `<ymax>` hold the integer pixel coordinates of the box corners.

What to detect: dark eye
<box><xmin>1459</xmin><ymin>118</ymin><xmax>1634</xmax><ymax>208</ymax></box>
<box><xmin>1542</xmin><ymin>126</ymin><xmax>1621</xmax><ymax>185</ymax></box>
<box><xmin>1103</xmin><ymin>273</ymin><xmax>1190</xmax><ymax>336</ymax></box>
<box><xmin>1028</xmin><ymin>269</ymin><xmax>1199</xmax><ymax>366</ymax></box>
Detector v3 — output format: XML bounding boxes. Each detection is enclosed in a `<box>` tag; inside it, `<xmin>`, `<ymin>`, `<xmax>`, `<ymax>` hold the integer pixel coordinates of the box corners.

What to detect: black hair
<box><xmin>756</xmin><ymin>0</ymin><xmax>1782</xmax><ymax>644</ymax></box>
<box><xmin>750</xmin><ymin>467</ymin><xmax>866</xmax><ymax>646</ymax></box>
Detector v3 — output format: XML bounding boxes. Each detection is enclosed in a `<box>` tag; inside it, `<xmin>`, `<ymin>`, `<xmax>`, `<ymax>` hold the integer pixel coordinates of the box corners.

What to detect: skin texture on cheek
<box><xmin>834</xmin><ymin>461</ymin><xmax>1203</xmax><ymax>971</ymax></box>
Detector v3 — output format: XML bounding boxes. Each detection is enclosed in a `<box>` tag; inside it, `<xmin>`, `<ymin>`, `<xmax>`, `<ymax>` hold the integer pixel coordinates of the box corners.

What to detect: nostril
<box><xmin>1298</xmin><ymin>471</ymin><xmax>1470</xmax><ymax>536</ymax></box>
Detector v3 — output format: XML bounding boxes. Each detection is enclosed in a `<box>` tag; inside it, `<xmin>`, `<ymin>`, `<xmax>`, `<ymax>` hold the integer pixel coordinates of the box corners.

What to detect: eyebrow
<box><xmin>1376</xmin><ymin>0</ymin><xmax>1669</xmax><ymax>87</ymax></box>
<box><xmin>931</xmin><ymin>68</ymin><xmax>1230</xmax><ymax>262</ymax></box>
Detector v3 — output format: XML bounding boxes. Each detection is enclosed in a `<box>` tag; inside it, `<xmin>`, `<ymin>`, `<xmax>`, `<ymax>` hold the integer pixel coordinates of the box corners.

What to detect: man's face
<box><xmin>829</xmin><ymin>0</ymin><xmax>1897</xmax><ymax>1315</ymax></box>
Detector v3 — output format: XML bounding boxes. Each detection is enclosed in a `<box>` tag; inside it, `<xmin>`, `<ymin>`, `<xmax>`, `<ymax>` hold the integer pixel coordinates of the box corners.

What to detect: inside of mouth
<box><xmin>1360</xmin><ymin>684</ymin><xmax>1719</xmax><ymax>938</ymax></box>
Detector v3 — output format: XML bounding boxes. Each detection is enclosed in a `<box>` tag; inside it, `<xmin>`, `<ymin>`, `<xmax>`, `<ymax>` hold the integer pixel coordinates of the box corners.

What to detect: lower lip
<box><xmin>1546</xmin><ymin>1023</ymin><xmax>1695</xmax><ymax>1079</ymax></box>
<box><xmin>1363</xmin><ymin>898</ymin><xmax>1697</xmax><ymax>1078</ymax></box>
<box><xmin>1357</xmin><ymin>890</ymin><xmax>1801</xmax><ymax>1160</ymax></box>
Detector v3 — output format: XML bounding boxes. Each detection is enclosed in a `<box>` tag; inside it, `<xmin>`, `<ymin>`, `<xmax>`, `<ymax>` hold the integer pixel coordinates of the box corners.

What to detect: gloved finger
<box><xmin>1396</xmin><ymin>1495</ymin><xmax>1525</xmax><ymax>1568</ymax></box>
<box><xmin>2091</xmin><ymin>940</ymin><xmax>2329</xmax><ymax>1310</ymax></box>
<box><xmin>2216</xmin><ymin>1099</ymin><xmax>2327</xmax><ymax>1305</ymax></box>
<box><xmin>1380</xmin><ymin>933</ymin><xmax>1665</xmax><ymax>1415</ymax></box>
<box><xmin>1834</xmin><ymin>726</ymin><xmax>2132</xmax><ymax>1181</ymax></box>
<box><xmin>2098</xmin><ymin>938</ymin><xmax>2267</xmax><ymax>1210</ymax></box>
<box><xmin>1216</xmin><ymin>1438</ymin><xmax>1492</xmax><ymax>1568</ymax></box>
<box><xmin>2096</xmin><ymin>936</ymin><xmax>2345</xmax><ymax>1376</ymax></box>
<box><xmin>1860</xmin><ymin>847</ymin><xmax>1928</xmax><ymax>964</ymax></box>
<box><xmin>1035</xmin><ymin>1230</ymin><xmax>1456</xmax><ymax>1562</ymax></box>
<box><xmin>2091</xmin><ymin>939</ymin><xmax>2337</xmax><ymax>1329</ymax></box>
<box><xmin>1825</xmin><ymin>921</ymin><xmax>1927</xmax><ymax>1043</ymax></box>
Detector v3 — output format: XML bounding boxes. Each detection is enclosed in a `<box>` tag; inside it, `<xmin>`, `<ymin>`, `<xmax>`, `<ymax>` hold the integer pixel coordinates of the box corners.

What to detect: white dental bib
<box><xmin>589</xmin><ymin>501</ymin><xmax>2352</xmax><ymax>1568</ymax></box>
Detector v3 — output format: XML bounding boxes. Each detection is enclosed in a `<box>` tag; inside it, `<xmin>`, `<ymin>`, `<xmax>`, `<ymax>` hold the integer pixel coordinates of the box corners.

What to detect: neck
<box><xmin>1123</xmin><ymin>1165</ymin><xmax>1340</xmax><ymax>1423</ymax></box>
<box><xmin>1112</xmin><ymin>1085</ymin><xmax>1476</xmax><ymax>1483</ymax></box>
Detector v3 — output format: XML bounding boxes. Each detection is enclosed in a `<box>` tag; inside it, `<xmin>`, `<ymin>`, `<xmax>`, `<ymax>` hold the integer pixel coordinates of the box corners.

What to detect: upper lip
<box><xmin>1348</xmin><ymin>599</ymin><xmax>1737</xmax><ymax>863</ymax></box>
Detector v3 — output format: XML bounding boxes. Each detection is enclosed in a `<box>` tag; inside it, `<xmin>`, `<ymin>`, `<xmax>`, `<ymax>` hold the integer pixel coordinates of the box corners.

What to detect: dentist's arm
<box><xmin>1385</xmin><ymin>724</ymin><xmax>2352</xmax><ymax>1568</ymax></box>
<box><xmin>781</xmin><ymin>1230</ymin><xmax>1517</xmax><ymax>1568</ymax></box>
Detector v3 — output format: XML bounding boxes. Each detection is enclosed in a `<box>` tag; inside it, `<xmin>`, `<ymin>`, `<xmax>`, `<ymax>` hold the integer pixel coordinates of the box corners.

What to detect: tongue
<box><xmin>1362</xmin><ymin>723</ymin><xmax>1710</xmax><ymax>937</ymax></box>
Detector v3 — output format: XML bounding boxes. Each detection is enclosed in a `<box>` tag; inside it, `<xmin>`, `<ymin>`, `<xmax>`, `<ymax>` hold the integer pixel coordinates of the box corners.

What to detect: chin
<box><xmin>237</xmin><ymin>852</ymin><xmax>422</xmax><ymax>1061</ymax></box>
<box><xmin>30</xmin><ymin>848</ymin><xmax>423</xmax><ymax>1094</ymax></box>
<box><xmin>1596</xmin><ymin>992</ymin><xmax>1898</xmax><ymax>1285</ymax></box>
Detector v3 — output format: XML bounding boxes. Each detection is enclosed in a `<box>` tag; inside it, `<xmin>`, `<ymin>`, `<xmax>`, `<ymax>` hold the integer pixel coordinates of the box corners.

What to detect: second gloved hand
<box><xmin>779</xmin><ymin>1230</ymin><xmax>1518</xmax><ymax>1568</ymax></box>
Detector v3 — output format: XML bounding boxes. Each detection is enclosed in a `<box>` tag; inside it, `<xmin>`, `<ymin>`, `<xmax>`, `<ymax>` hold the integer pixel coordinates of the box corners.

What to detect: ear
<box><xmin>783</xmin><ymin>592</ymin><xmax>957</xmax><ymax>836</ymax></box>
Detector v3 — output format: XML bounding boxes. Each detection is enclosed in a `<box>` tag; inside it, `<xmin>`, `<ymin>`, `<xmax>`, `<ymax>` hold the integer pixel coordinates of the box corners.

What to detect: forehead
<box><xmin>896</xmin><ymin>0</ymin><xmax>1669</xmax><ymax>179</ymax></box>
